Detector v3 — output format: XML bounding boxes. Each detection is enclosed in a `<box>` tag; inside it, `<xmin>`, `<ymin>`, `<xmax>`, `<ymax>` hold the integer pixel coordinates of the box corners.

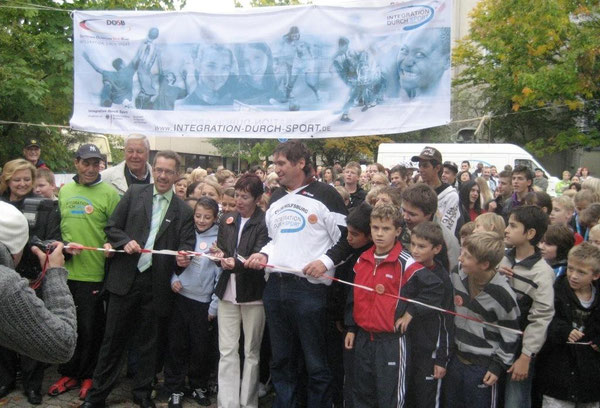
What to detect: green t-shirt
<box><xmin>59</xmin><ymin>181</ymin><xmax>120</xmax><ymax>282</ymax></box>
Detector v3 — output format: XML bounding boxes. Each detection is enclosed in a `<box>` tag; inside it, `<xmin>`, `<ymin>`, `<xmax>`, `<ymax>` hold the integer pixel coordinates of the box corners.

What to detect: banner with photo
<box><xmin>71</xmin><ymin>1</ymin><xmax>452</xmax><ymax>138</ymax></box>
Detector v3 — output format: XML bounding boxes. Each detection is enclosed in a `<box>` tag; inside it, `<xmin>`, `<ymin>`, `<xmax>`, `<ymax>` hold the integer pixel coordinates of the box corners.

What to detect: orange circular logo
<box><xmin>454</xmin><ymin>295</ymin><xmax>463</xmax><ymax>307</ymax></box>
<box><xmin>226</xmin><ymin>216</ymin><xmax>234</xmax><ymax>224</ymax></box>
<box><xmin>307</xmin><ymin>214</ymin><xmax>318</xmax><ymax>224</ymax></box>
<box><xmin>375</xmin><ymin>284</ymin><xmax>385</xmax><ymax>295</ymax></box>
<box><xmin>84</xmin><ymin>205</ymin><xmax>94</xmax><ymax>214</ymax></box>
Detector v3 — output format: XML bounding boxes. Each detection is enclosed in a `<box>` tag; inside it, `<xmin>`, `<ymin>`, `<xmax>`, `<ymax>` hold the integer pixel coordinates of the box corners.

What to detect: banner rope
<box><xmin>3</xmin><ymin>98</ymin><xmax>600</xmax><ymax>133</ymax></box>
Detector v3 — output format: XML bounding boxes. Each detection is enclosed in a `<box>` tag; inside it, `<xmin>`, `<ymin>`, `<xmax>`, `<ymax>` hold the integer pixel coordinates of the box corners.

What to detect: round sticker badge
<box><xmin>226</xmin><ymin>216</ymin><xmax>234</xmax><ymax>224</ymax></box>
<box><xmin>454</xmin><ymin>295</ymin><xmax>463</xmax><ymax>307</ymax></box>
<box><xmin>84</xmin><ymin>205</ymin><xmax>94</xmax><ymax>214</ymax></box>
<box><xmin>375</xmin><ymin>284</ymin><xmax>385</xmax><ymax>295</ymax></box>
<box><xmin>199</xmin><ymin>242</ymin><xmax>208</xmax><ymax>250</ymax></box>
<box><xmin>307</xmin><ymin>214</ymin><xmax>318</xmax><ymax>224</ymax></box>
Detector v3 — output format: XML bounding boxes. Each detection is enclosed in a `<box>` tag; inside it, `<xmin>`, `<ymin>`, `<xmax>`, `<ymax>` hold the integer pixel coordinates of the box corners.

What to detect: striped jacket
<box><xmin>499</xmin><ymin>248</ymin><xmax>555</xmax><ymax>357</ymax></box>
<box><xmin>451</xmin><ymin>267</ymin><xmax>521</xmax><ymax>376</ymax></box>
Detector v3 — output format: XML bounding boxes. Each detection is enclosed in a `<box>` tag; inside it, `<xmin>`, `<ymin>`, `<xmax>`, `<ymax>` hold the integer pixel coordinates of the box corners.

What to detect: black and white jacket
<box><xmin>260</xmin><ymin>180</ymin><xmax>348</xmax><ymax>285</ymax></box>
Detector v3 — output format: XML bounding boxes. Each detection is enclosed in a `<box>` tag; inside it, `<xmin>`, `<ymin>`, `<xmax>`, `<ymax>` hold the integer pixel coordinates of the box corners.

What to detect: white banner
<box><xmin>71</xmin><ymin>1</ymin><xmax>452</xmax><ymax>138</ymax></box>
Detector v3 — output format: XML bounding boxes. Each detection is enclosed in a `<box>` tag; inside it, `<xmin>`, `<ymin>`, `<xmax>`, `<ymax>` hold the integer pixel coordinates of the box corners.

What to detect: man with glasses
<box><xmin>81</xmin><ymin>151</ymin><xmax>195</xmax><ymax>408</ymax></box>
<box><xmin>101</xmin><ymin>134</ymin><xmax>153</xmax><ymax>196</ymax></box>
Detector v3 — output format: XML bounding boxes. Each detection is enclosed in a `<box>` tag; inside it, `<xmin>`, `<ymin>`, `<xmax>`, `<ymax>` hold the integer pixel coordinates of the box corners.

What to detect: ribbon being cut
<box><xmin>57</xmin><ymin>245</ymin><xmax>524</xmax><ymax>335</ymax></box>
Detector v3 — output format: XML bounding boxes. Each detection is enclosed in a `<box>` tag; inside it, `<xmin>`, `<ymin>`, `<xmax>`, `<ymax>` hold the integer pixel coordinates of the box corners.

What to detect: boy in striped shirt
<box><xmin>444</xmin><ymin>231</ymin><xmax>521</xmax><ymax>408</ymax></box>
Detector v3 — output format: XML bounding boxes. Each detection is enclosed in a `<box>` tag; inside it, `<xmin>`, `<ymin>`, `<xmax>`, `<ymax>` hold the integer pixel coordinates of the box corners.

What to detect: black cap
<box><xmin>443</xmin><ymin>161</ymin><xmax>458</xmax><ymax>174</ymax></box>
<box><xmin>24</xmin><ymin>139</ymin><xmax>41</xmax><ymax>148</ymax></box>
<box><xmin>76</xmin><ymin>144</ymin><xmax>103</xmax><ymax>160</ymax></box>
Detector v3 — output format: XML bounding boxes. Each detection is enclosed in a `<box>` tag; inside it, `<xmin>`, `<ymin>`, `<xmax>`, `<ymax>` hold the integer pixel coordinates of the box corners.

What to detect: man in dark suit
<box><xmin>81</xmin><ymin>150</ymin><xmax>195</xmax><ymax>408</ymax></box>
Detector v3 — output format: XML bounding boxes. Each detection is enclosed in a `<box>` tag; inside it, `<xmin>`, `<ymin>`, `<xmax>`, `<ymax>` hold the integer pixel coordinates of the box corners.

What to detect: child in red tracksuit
<box><xmin>344</xmin><ymin>204</ymin><xmax>444</xmax><ymax>408</ymax></box>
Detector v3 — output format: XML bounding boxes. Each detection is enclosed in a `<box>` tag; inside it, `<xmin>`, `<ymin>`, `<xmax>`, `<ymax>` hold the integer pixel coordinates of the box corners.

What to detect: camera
<box><xmin>22</xmin><ymin>197</ymin><xmax>48</xmax><ymax>229</ymax></box>
<box><xmin>29</xmin><ymin>236</ymin><xmax>57</xmax><ymax>253</ymax></box>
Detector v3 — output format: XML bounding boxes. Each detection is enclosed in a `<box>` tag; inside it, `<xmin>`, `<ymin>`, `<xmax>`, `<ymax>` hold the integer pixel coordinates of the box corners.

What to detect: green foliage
<box><xmin>249</xmin><ymin>0</ymin><xmax>301</xmax><ymax>7</ymax></box>
<box><xmin>453</xmin><ymin>0</ymin><xmax>600</xmax><ymax>154</ymax></box>
<box><xmin>0</xmin><ymin>0</ymin><xmax>179</xmax><ymax>170</ymax></box>
<box><xmin>210</xmin><ymin>139</ymin><xmax>280</xmax><ymax>166</ymax></box>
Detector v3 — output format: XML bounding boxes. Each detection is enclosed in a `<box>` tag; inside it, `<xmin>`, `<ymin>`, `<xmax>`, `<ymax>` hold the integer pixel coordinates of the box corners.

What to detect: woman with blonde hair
<box><xmin>475</xmin><ymin>176</ymin><xmax>493</xmax><ymax>209</ymax></box>
<box><xmin>0</xmin><ymin>158</ymin><xmax>61</xmax><ymax>404</ymax></box>
<box><xmin>190</xmin><ymin>167</ymin><xmax>208</xmax><ymax>183</ymax></box>
<box><xmin>582</xmin><ymin>177</ymin><xmax>600</xmax><ymax>202</ymax></box>
<box><xmin>0</xmin><ymin>159</ymin><xmax>37</xmax><ymax>204</ymax></box>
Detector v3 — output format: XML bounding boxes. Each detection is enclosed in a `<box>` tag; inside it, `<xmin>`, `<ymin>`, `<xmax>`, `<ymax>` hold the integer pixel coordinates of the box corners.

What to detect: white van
<box><xmin>377</xmin><ymin>143</ymin><xmax>559</xmax><ymax>195</ymax></box>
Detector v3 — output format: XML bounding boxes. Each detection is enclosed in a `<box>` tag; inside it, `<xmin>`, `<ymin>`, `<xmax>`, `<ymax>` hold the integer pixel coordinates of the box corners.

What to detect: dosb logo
<box><xmin>79</xmin><ymin>17</ymin><xmax>131</xmax><ymax>34</ymax></box>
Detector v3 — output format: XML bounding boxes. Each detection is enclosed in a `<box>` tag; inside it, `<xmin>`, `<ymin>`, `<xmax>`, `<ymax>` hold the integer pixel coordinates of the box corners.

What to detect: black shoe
<box><xmin>25</xmin><ymin>389</ymin><xmax>43</xmax><ymax>405</ymax></box>
<box><xmin>133</xmin><ymin>395</ymin><xmax>156</xmax><ymax>408</ymax></box>
<box><xmin>191</xmin><ymin>388</ymin><xmax>211</xmax><ymax>406</ymax></box>
<box><xmin>0</xmin><ymin>383</ymin><xmax>15</xmax><ymax>398</ymax></box>
<box><xmin>168</xmin><ymin>392</ymin><xmax>184</xmax><ymax>408</ymax></box>
<box><xmin>79</xmin><ymin>401</ymin><xmax>106</xmax><ymax>408</ymax></box>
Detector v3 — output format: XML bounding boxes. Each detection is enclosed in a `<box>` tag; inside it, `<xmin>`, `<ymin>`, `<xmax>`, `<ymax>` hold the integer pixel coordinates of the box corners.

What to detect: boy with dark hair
<box><xmin>344</xmin><ymin>204</ymin><xmax>443</xmax><ymax>408</ymax></box>
<box><xmin>499</xmin><ymin>205</ymin><xmax>555</xmax><ymax>408</ymax></box>
<box><xmin>444</xmin><ymin>232</ymin><xmax>521</xmax><ymax>408</ymax></box>
<box><xmin>489</xmin><ymin>170</ymin><xmax>513</xmax><ymax>215</ymax></box>
<box><xmin>332</xmin><ymin>202</ymin><xmax>373</xmax><ymax>408</ymax></box>
<box><xmin>401</xmin><ymin>183</ymin><xmax>461</xmax><ymax>272</ymax></box>
<box><xmin>502</xmin><ymin>165</ymin><xmax>534</xmax><ymax>219</ymax></box>
<box><xmin>539</xmin><ymin>224</ymin><xmax>575</xmax><ymax>277</ymax></box>
<box><xmin>390</xmin><ymin>165</ymin><xmax>412</xmax><ymax>190</ymax></box>
<box><xmin>411</xmin><ymin>147</ymin><xmax>461</xmax><ymax>237</ymax></box>
<box><xmin>408</xmin><ymin>221</ymin><xmax>454</xmax><ymax>408</ymax></box>
<box><xmin>535</xmin><ymin>242</ymin><xmax>600</xmax><ymax>407</ymax></box>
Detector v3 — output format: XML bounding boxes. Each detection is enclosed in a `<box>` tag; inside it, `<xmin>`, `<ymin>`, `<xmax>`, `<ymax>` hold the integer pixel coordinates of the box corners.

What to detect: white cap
<box><xmin>0</xmin><ymin>201</ymin><xmax>29</xmax><ymax>254</ymax></box>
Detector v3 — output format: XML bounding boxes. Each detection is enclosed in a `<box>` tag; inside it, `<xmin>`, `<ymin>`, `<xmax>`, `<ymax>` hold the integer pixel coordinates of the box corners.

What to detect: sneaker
<box><xmin>191</xmin><ymin>388</ymin><xmax>211</xmax><ymax>406</ymax></box>
<box><xmin>258</xmin><ymin>382</ymin><xmax>267</xmax><ymax>398</ymax></box>
<box><xmin>168</xmin><ymin>392</ymin><xmax>184</xmax><ymax>408</ymax></box>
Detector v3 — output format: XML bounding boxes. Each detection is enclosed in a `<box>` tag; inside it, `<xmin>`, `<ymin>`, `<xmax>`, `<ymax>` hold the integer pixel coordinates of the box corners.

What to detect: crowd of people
<box><xmin>1</xmin><ymin>136</ymin><xmax>600</xmax><ymax>408</ymax></box>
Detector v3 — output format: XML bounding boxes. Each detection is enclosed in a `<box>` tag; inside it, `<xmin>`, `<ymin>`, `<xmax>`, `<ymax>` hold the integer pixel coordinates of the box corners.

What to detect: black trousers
<box><xmin>406</xmin><ymin>350</ymin><xmax>443</xmax><ymax>408</ymax></box>
<box><xmin>326</xmin><ymin>321</ymin><xmax>345</xmax><ymax>407</ymax></box>
<box><xmin>352</xmin><ymin>329</ymin><xmax>407</xmax><ymax>408</ymax></box>
<box><xmin>164</xmin><ymin>295</ymin><xmax>211</xmax><ymax>393</ymax></box>
<box><xmin>0</xmin><ymin>347</ymin><xmax>45</xmax><ymax>392</ymax></box>
<box><xmin>59</xmin><ymin>280</ymin><xmax>105</xmax><ymax>379</ymax></box>
<box><xmin>86</xmin><ymin>270</ymin><xmax>163</xmax><ymax>403</ymax></box>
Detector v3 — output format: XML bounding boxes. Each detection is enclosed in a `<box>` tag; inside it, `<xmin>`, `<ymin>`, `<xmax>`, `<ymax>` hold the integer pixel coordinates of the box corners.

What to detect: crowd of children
<box><xmin>3</xmin><ymin>138</ymin><xmax>600</xmax><ymax>408</ymax></box>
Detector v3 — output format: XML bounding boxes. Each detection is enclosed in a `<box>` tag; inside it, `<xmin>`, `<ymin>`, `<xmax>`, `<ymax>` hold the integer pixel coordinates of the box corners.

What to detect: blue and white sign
<box><xmin>71</xmin><ymin>0</ymin><xmax>452</xmax><ymax>138</ymax></box>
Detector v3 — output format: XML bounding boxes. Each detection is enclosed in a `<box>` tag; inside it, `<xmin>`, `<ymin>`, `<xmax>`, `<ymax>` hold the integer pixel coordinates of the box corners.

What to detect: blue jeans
<box><xmin>504</xmin><ymin>359</ymin><xmax>534</xmax><ymax>408</ymax></box>
<box><xmin>443</xmin><ymin>357</ymin><xmax>499</xmax><ymax>408</ymax></box>
<box><xmin>263</xmin><ymin>273</ymin><xmax>332</xmax><ymax>408</ymax></box>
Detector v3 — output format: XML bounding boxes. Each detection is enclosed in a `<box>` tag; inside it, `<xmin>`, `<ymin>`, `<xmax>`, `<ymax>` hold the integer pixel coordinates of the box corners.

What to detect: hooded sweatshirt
<box><xmin>171</xmin><ymin>223</ymin><xmax>221</xmax><ymax>316</ymax></box>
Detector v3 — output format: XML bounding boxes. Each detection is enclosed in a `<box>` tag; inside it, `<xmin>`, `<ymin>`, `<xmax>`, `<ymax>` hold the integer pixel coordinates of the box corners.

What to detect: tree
<box><xmin>453</xmin><ymin>0</ymin><xmax>600</xmax><ymax>154</ymax></box>
<box><xmin>0</xmin><ymin>0</ymin><xmax>180</xmax><ymax>170</ymax></box>
<box><xmin>319</xmin><ymin>136</ymin><xmax>392</xmax><ymax>165</ymax></box>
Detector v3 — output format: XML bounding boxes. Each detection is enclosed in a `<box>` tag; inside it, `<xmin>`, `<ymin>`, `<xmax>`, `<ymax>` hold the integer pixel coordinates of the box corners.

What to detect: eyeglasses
<box><xmin>153</xmin><ymin>168</ymin><xmax>176</xmax><ymax>176</ymax></box>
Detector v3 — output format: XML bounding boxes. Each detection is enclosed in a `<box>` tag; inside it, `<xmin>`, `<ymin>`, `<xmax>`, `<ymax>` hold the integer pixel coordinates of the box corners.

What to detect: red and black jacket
<box><xmin>346</xmin><ymin>241</ymin><xmax>444</xmax><ymax>334</ymax></box>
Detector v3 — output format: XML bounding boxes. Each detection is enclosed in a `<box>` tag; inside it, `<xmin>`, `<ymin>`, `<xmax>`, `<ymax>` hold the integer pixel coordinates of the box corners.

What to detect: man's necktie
<box><xmin>137</xmin><ymin>195</ymin><xmax>166</xmax><ymax>272</ymax></box>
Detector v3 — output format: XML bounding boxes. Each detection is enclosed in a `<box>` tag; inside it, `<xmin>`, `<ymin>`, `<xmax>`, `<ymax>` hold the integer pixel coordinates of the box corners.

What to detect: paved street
<box><xmin>0</xmin><ymin>366</ymin><xmax>275</xmax><ymax>407</ymax></box>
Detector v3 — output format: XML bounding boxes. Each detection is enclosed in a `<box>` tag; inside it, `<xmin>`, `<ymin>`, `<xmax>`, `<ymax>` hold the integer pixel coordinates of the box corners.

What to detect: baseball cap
<box><xmin>76</xmin><ymin>144</ymin><xmax>103</xmax><ymax>160</ymax></box>
<box><xmin>24</xmin><ymin>139</ymin><xmax>41</xmax><ymax>148</ymax></box>
<box><xmin>411</xmin><ymin>146</ymin><xmax>442</xmax><ymax>163</ymax></box>
<box><xmin>443</xmin><ymin>161</ymin><xmax>458</xmax><ymax>174</ymax></box>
